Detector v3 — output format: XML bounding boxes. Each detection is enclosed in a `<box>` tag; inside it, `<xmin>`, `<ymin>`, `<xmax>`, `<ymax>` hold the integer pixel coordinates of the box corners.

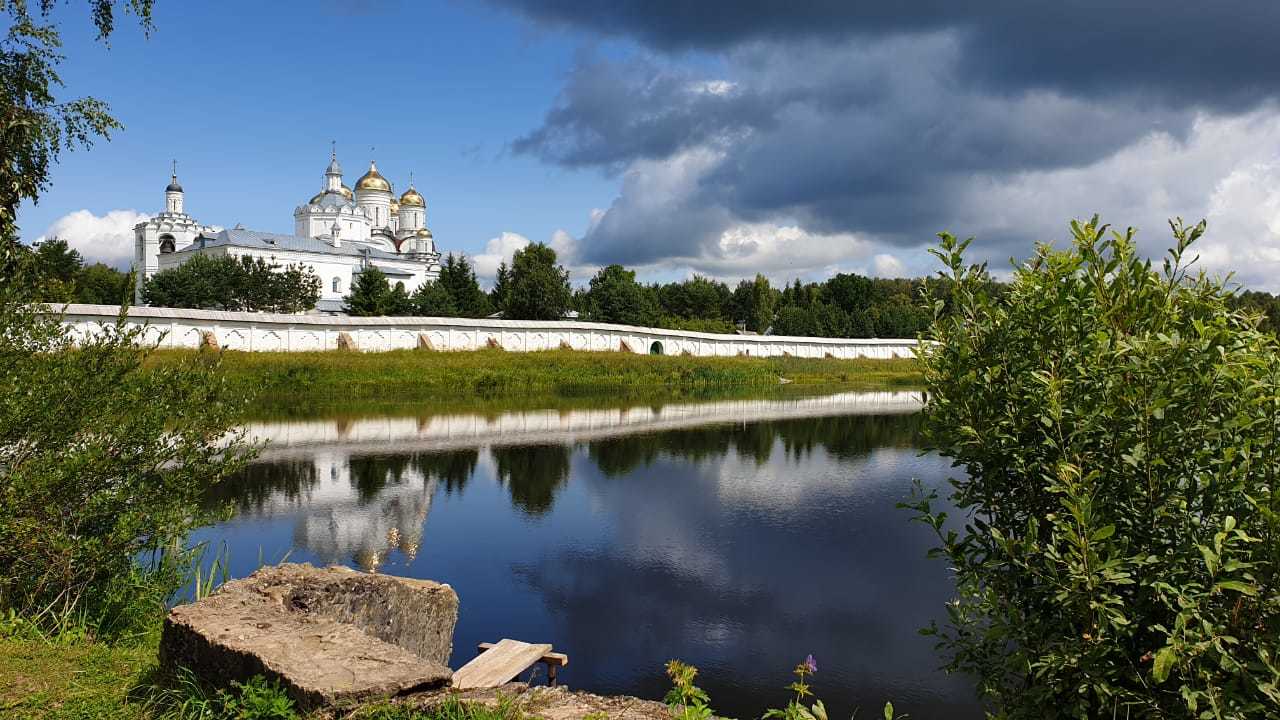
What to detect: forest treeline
<box><xmin>23</xmin><ymin>238</ymin><xmax>1280</xmax><ymax>339</ymax></box>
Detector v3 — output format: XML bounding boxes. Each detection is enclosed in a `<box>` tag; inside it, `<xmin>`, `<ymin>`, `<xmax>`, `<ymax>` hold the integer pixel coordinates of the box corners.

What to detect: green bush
<box><xmin>908</xmin><ymin>217</ymin><xmax>1280</xmax><ymax>717</ymax></box>
<box><xmin>0</xmin><ymin>298</ymin><xmax>254</xmax><ymax>636</ymax></box>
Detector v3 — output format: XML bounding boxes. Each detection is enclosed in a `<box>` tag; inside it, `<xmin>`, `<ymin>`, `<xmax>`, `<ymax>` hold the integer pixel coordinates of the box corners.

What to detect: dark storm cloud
<box><xmin>493</xmin><ymin>1</ymin><xmax>1280</xmax><ymax>108</ymax></box>
<box><xmin>524</xmin><ymin>39</ymin><xmax>1187</xmax><ymax>265</ymax></box>
<box><xmin>495</xmin><ymin>1</ymin><xmax>1280</xmax><ymax>276</ymax></box>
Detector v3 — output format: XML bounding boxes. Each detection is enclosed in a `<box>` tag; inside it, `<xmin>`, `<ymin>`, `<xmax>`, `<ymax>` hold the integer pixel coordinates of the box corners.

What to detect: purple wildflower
<box><xmin>804</xmin><ymin>654</ymin><xmax>817</xmax><ymax>673</ymax></box>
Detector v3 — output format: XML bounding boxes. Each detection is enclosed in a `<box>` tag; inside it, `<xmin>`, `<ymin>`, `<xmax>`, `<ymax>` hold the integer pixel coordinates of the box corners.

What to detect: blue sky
<box><xmin>18</xmin><ymin>1</ymin><xmax>617</xmax><ymax>280</ymax></box>
<box><xmin>18</xmin><ymin>1</ymin><xmax>1280</xmax><ymax>289</ymax></box>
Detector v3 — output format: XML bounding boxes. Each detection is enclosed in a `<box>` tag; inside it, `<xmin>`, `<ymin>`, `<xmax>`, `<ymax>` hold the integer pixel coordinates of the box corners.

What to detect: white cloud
<box><xmin>471</xmin><ymin>228</ymin><xmax>597</xmax><ymax>288</ymax></box>
<box><xmin>872</xmin><ymin>254</ymin><xmax>906</xmax><ymax>278</ymax></box>
<box><xmin>472</xmin><ymin>231</ymin><xmax>532</xmax><ymax>284</ymax></box>
<box><xmin>35</xmin><ymin>209</ymin><xmax>148</xmax><ymax>268</ymax></box>
<box><xmin>950</xmin><ymin>108</ymin><xmax>1280</xmax><ymax>289</ymax></box>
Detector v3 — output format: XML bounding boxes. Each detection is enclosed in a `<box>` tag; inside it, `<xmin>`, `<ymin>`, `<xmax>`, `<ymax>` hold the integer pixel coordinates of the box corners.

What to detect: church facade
<box><xmin>133</xmin><ymin>151</ymin><xmax>442</xmax><ymax>312</ymax></box>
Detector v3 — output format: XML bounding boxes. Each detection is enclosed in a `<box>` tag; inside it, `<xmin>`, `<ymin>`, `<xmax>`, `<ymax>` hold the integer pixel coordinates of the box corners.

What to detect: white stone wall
<box><xmin>57</xmin><ymin>304</ymin><xmax>920</xmax><ymax>359</ymax></box>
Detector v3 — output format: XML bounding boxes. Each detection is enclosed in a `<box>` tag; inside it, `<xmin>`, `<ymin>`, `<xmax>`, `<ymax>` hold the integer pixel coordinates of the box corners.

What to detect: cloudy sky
<box><xmin>17</xmin><ymin>1</ymin><xmax>1280</xmax><ymax>288</ymax></box>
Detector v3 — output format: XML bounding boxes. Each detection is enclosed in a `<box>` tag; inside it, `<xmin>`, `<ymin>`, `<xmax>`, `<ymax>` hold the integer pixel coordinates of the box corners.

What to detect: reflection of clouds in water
<box><xmin>521</xmin><ymin>432</ymin><xmax>973</xmax><ymax>718</ymax></box>
<box><xmin>215</xmin><ymin>405</ymin><xmax>978</xmax><ymax>718</ymax></box>
<box><xmin>711</xmin><ymin>444</ymin><xmax>936</xmax><ymax>511</ymax></box>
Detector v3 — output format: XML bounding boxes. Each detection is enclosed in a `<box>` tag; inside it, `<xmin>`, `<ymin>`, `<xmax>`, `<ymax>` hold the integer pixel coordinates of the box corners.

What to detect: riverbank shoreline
<box><xmin>147</xmin><ymin>348</ymin><xmax>922</xmax><ymax>417</ymax></box>
<box><xmin>0</xmin><ymin>633</ymin><xmax>670</xmax><ymax>720</ymax></box>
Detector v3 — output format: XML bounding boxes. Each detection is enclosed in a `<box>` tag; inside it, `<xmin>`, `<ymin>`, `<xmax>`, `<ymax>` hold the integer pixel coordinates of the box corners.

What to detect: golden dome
<box><xmin>309</xmin><ymin>191</ymin><xmax>324</xmax><ymax>204</ymax></box>
<box><xmin>416</xmin><ymin>227</ymin><xmax>433</xmax><ymax>238</ymax></box>
<box><xmin>399</xmin><ymin>186</ymin><xmax>425</xmax><ymax>208</ymax></box>
<box><xmin>389</xmin><ymin>198</ymin><xmax>400</xmax><ymax>214</ymax></box>
<box><xmin>339</xmin><ymin>184</ymin><xmax>353</xmax><ymax>200</ymax></box>
<box><xmin>354</xmin><ymin>161</ymin><xmax>392</xmax><ymax>193</ymax></box>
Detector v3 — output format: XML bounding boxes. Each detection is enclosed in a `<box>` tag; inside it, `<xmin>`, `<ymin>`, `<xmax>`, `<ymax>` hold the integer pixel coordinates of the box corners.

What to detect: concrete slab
<box><xmin>160</xmin><ymin>563</ymin><xmax>459</xmax><ymax>711</ymax></box>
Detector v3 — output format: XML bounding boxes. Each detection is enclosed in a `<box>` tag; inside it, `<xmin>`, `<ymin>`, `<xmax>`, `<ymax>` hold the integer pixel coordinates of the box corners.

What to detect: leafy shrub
<box><xmin>908</xmin><ymin>218</ymin><xmax>1280</xmax><ymax>717</ymax></box>
<box><xmin>0</xmin><ymin>298</ymin><xmax>254</xmax><ymax>636</ymax></box>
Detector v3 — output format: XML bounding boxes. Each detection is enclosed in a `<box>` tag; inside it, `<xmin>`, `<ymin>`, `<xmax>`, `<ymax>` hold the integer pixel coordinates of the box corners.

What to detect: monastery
<box><xmin>133</xmin><ymin>149</ymin><xmax>442</xmax><ymax>312</ymax></box>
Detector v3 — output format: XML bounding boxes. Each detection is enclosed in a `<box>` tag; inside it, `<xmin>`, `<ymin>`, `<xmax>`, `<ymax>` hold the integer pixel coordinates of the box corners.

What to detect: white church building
<box><xmin>133</xmin><ymin>150</ymin><xmax>442</xmax><ymax>312</ymax></box>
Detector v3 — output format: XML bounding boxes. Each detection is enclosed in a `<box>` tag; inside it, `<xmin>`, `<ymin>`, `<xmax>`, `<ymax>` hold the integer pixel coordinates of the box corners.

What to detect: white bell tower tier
<box><xmin>133</xmin><ymin>163</ymin><xmax>216</xmax><ymax>301</ymax></box>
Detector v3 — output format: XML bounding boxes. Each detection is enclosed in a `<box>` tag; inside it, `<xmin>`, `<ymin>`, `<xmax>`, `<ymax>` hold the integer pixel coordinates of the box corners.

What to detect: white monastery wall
<box><xmin>57</xmin><ymin>304</ymin><xmax>919</xmax><ymax>359</ymax></box>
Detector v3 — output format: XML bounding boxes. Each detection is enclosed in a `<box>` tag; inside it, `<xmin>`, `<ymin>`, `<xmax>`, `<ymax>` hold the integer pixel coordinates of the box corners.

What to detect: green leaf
<box><xmin>1153</xmin><ymin>647</ymin><xmax>1176</xmax><ymax>684</ymax></box>
<box><xmin>1215</xmin><ymin>580</ymin><xmax>1259</xmax><ymax>596</ymax></box>
<box><xmin>883</xmin><ymin>701</ymin><xmax>894</xmax><ymax>720</ymax></box>
<box><xmin>1091</xmin><ymin>525</ymin><xmax>1116</xmax><ymax>541</ymax></box>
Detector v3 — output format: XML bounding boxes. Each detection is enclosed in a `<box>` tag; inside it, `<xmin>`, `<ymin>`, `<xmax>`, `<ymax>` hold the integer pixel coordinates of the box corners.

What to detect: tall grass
<box><xmin>149</xmin><ymin>348</ymin><xmax>921</xmax><ymax>416</ymax></box>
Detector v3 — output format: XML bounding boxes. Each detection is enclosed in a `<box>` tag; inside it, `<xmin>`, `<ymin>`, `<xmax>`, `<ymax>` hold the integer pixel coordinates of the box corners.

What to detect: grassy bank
<box><xmin>0</xmin><ymin>631</ymin><xmax>521</xmax><ymax>719</ymax></box>
<box><xmin>148</xmin><ymin>348</ymin><xmax>921</xmax><ymax>417</ymax></box>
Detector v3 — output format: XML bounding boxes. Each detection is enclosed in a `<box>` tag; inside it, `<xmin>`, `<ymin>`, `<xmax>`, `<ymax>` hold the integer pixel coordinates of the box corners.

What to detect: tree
<box><xmin>142</xmin><ymin>255</ymin><xmax>319</xmax><ymax>312</ymax></box>
<box><xmin>770</xmin><ymin>305</ymin><xmax>821</xmax><ymax>337</ymax></box>
<box><xmin>385</xmin><ymin>281</ymin><xmax>414</xmax><ymax>316</ymax></box>
<box><xmin>490</xmin><ymin>260</ymin><xmax>511</xmax><ymax>311</ymax></box>
<box><xmin>502</xmin><ymin>243</ymin><xmax>571</xmax><ymax>321</ymax></box>
<box><xmin>657</xmin><ymin>275</ymin><xmax>732</xmax><ymax>321</ymax></box>
<box><xmin>437</xmin><ymin>253</ymin><xmax>492</xmax><ymax>317</ymax></box>
<box><xmin>1</xmin><ymin>1</ymin><xmax>154</xmax><ymax>255</ymax></box>
<box><xmin>75</xmin><ymin>262</ymin><xmax>130</xmax><ymax>304</ymax></box>
<box><xmin>142</xmin><ymin>254</ymin><xmax>238</xmax><ymax>310</ymax></box>
<box><xmin>583</xmin><ymin>264</ymin><xmax>659</xmax><ymax>326</ymax></box>
<box><xmin>263</xmin><ymin>260</ymin><xmax>322</xmax><ymax>314</ymax></box>
<box><xmin>410</xmin><ymin>279</ymin><xmax>456</xmax><ymax>317</ymax></box>
<box><xmin>908</xmin><ymin>217</ymin><xmax>1280</xmax><ymax>718</ymax></box>
<box><xmin>729</xmin><ymin>274</ymin><xmax>777</xmax><ymax>332</ymax></box>
<box><xmin>343</xmin><ymin>266</ymin><xmax>393</xmax><ymax>316</ymax></box>
<box><xmin>32</xmin><ymin>237</ymin><xmax>81</xmax><ymax>283</ymax></box>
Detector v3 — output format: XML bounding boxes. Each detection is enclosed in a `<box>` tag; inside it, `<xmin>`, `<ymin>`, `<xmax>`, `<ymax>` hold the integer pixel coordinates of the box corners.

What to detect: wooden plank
<box><xmin>477</xmin><ymin>642</ymin><xmax>569</xmax><ymax>667</ymax></box>
<box><xmin>452</xmin><ymin>638</ymin><xmax>553</xmax><ymax>689</ymax></box>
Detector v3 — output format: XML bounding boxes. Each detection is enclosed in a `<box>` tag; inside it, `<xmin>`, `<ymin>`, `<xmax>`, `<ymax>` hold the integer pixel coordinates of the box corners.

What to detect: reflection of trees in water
<box><xmin>408</xmin><ymin>449</ymin><xmax>478</xmax><ymax>495</ymax></box>
<box><xmin>775</xmin><ymin>413</ymin><xmax>920</xmax><ymax>461</ymax></box>
<box><xmin>204</xmin><ymin>459</ymin><xmax>318</xmax><ymax>512</ymax></box>
<box><xmin>492</xmin><ymin>444</ymin><xmax>571</xmax><ymax>516</ymax></box>
<box><xmin>349</xmin><ymin>455</ymin><xmax>414</xmax><ymax>504</ymax></box>
<box><xmin>348</xmin><ymin>450</ymin><xmax>480</xmax><ymax>503</ymax></box>
<box><xmin>587</xmin><ymin>413</ymin><xmax>921</xmax><ymax>477</ymax></box>
<box><xmin>217</xmin><ymin>414</ymin><xmax>920</xmax><ymax>520</ymax></box>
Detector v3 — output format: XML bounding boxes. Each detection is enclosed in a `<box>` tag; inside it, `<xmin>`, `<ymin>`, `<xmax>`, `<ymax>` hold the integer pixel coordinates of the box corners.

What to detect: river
<box><xmin>193</xmin><ymin>390</ymin><xmax>982</xmax><ymax>719</ymax></box>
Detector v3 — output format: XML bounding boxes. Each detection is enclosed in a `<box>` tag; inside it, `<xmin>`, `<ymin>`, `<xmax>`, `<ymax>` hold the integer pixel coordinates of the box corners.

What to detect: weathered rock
<box><xmin>160</xmin><ymin>563</ymin><xmax>459</xmax><ymax>711</ymax></box>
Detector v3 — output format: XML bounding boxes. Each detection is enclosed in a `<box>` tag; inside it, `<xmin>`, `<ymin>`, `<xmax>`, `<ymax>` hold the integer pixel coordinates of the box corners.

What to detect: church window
<box><xmin>159</xmin><ymin>235</ymin><xmax>175</xmax><ymax>254</ymax></box>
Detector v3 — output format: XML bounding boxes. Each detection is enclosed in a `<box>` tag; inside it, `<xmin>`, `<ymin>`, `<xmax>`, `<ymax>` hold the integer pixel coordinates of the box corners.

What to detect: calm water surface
<box><xmin>194</xmin><ymin>391</ymin><xmax>982</xmax><ymax>719</ymax></box>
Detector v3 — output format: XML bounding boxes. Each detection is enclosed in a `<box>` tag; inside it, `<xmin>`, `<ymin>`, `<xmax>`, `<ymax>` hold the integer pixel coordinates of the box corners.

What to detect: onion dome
<box><xmin>166</xmin><ymin>175</ymin><xmax>183</xmax><ymax>193</ymax></box>
<box><xmin>416</xmin><ymin>227</ymin><xmax>433</xmax><ymax>239</ymax></box>
<box><xmin>354</xmin><ymin>161</ymin><xmax>392</xmax><ymax>193</ymax></box>
<box><xmin>339</xmin><ymin>184</ymin><xmax>353</xmax><ymax>200</ymax></box>
<box><xmin>326</xmin><ymin>154</ymin><xmax>342</xmax><ymax>176</ymax></box>
<box><xmin>399</xmin><ymin>186</ymin><xmax>425</xmax><ymax>208</ymax></box>
<box><xmin>308</xmin><ymin>191</ymin><xmax>324</xmax><ymax>205</ymax></box>
<box><xmin>389</xmin><ymin>198</ymin><xmax>400</xmax><ymax>215</ymax></box>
